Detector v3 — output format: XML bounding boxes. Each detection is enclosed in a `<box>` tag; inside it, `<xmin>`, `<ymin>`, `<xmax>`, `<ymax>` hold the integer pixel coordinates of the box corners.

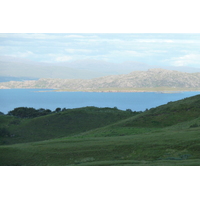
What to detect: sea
<box><xmin>0</xmin><ymin>89</ymin><xmax>199</xmax><ymax>114</ymax></box>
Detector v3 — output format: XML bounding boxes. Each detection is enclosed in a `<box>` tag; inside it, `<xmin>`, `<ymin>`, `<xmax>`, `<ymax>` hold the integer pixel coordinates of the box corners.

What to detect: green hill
<box><xmin>0</xmin><ymin>122</ymin><xmax>199</xmax><ymax>166</ymax></box>
<box><xmin>0</xmin><ymin>94</ymin><xmax>200</xmax><ymax>166</ymax></box>
<box><xmin>0</xmin><ymin>107</ymin><xmax>138</xmax><ymax>145</ymax></box>
<box><xmin>122</xmin><ymin>93</ymin><xmax>200</xmax><ymax>128</ymax></box>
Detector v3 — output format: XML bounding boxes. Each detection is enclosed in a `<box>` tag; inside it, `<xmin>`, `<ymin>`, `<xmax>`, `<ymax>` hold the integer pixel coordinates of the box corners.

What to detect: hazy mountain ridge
<box><xmin>1</xmin><ymin>56</ymin><xmax>200</xmax><ymax>81</ymax></box>
<box><xmin>1</xmin><ymin>68</ymin><xmax>200</xmax><ymax>91</ymax></box>
<box><xmin>0</xmin><ymin>76</ymin><xmax>38</xmax><ymax>82</ymax></box>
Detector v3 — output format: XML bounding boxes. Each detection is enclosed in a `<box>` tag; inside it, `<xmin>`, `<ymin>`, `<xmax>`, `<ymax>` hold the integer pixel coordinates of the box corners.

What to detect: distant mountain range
<box><xmin>0</xmin><ymin>56</ymin><xmax>200</xmax><ymax>81</ymax></box>
<box><xmin>0</xmin><ymin>76</ymin><xmax>37</xmax><ymax>83</ymax></box>
<box><xmin>1</xmin><ymin>68</ymin><xmax>200</xmax><ymax>92</ymax></box>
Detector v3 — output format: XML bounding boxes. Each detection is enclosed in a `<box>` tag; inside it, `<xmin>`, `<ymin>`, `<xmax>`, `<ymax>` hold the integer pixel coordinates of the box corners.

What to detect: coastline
<box><xmin>1</xmin><ymin>87</ymin><xmax>200</xmax><ymax>94</ymax></box>
<box><xmin>53</xmin><ymin>87</ymin><xmax>200</xmax><ymax>93</ymax></box>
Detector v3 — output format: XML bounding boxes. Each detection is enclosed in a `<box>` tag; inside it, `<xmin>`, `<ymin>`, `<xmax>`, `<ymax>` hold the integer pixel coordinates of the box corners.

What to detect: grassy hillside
<box><xmin>0</xmin><ymin>120</ymin><xmax>199</xmax><ymax>166</ymax></box>
<box><xmin>122</xmin><ymin>93</ymin><xmax>200</xmax><ymax>128</ymax></box>
<box><xmin>77</xmin><ymin>94</ymin><xmax>200</xmax><ymax>138</ymax></box>
<box><xmin>0</xmin><ymin>94</ymin><xmax>200</xmax><ymax>166</ymax></box>
<box><xmin>0</xmin><ymin>107</ymin><xmax>137</xmax><ymax>145</ymax></box>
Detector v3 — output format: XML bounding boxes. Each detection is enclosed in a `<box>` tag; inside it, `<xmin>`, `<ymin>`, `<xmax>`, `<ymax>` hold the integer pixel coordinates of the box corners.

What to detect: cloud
<box><xmin>123</xmin><ymin>50</ymin><xmax>144</xmax><ymax>57</ymax></box>
<box><xmin>166</xmin><ymin>54</ymin><xmax>200</xmax><ymax>66</ymax></box>
<box><xmin>75</xmin><ymin>38</ymin><xmax>124</xmax><ymax>44</ymax></box>
<box><xmin>65</xmin><ymin>48</ymin><xmax>92</xmax><ymax>53</ymax></box>
<box><xmin>0</xmin><ymin>33</ymin><xmax>59</xmax><ymax>40</ymax></box>
<box><xmin>146</xmin><ymin>50</ymin><xmax>167</xmax><ymax>53</ymax></box>
<box><xmin>40</xmin><ymin>54</ymin><xmax>73</xmax><ymax>63</ymax></box>
<box><xmin>1</xmin><ymin>33</ymin><xmax>200</xmax><ymax>66</ymax></box>
<box><xmin>136</xmin><ymin>39</ymin><xmax>174</xmax><ymax>43</ymax></box>
<box><xmin>108</xmin><ymin>50</ymin><xmax>157</xmax><ymax>58</ymax></box>
<box><xmin>55</xmin><ymin>55</ymin><xmax>72</xmax><ymax>62</ymax></box>
<box><xmin>135</xmin><ymin>39</ymin><xmax>198</xmax><ymax>44</ymax></box>
<box><xmin>0</xmin><ymin>55</ymin><xmax>33</xmax><ymax>63</ymax></box>
<box><xmin>64</xmin><ymin>34</ymin><xmax>85</xmax><ymax>38</ymax></box>
<box><xmin>8</xmin><ymin>51</ymin><xmax>34</xmax><ymax>58</ymax></box>
<box><xmin>85</xmin><ymin>50</ymin><xmax>144</xmax><ymax>62</ymax></box>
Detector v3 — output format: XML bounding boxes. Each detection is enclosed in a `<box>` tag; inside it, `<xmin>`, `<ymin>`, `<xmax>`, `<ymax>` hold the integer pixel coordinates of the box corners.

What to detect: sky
<box><xmin>0</xmin><ymin>33</ymin><xmax>200</xmax><ymax>69</ymax></box>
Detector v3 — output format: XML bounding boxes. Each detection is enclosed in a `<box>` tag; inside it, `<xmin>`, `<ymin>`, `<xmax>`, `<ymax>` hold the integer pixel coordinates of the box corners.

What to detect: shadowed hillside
<box><xmin>0</xmin><ymin>107</ymin><xmax>138</xmax><ymax>145</ymax></box>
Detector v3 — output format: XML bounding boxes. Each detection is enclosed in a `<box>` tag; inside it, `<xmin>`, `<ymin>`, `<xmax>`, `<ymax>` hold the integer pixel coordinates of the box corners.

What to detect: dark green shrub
<box><xmin>190</xmin><ymin>123</ymin><xmax>199</xmax><ymax>128</ymax></box>
<box><xmin>7</xmin><ymin>107</ymin><xmax>52</xmax><ymax>118</ymax></box>
<box><xmin>9</xmin><ymin>119</ymin><xmax>21</xmax><ymax>125</ymax></box>
<box><xmin>55</xmin><ymin>108</ymin><xmax>61</xmax><ymax>113</ymax></box>
<box><xmin>0</xmin><ymin>127</ymin><xmax>10</xmax><ymax>137</ymax></box>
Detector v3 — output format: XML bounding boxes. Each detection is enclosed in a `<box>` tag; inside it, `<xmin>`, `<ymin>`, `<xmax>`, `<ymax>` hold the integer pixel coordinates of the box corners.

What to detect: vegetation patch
<box><xmin>0</xmin><ymin>94</ymin><xmax>200</xmax><ymax>166</ymax></box>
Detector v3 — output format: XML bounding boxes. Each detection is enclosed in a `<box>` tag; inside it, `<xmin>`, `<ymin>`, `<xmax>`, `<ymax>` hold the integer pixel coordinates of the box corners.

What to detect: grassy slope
<box><xmin>0</xmin><ymin>122</ymin><xmax>199</xmax><ymax>166</ymax></box>
<box><xmin>0</xmin><ymin>94</ymin><xmax>200</xmax><ymax>166</ymax></box>
<box><xmin>121</xmin><ymin>93</ymin><xmax>200</xmax><ymax>128</ymax></box>
<box><xmin>76</xmin><ymin>94</ymin><xmax>200</xmax><ymax>138</ymax></box>
<box><xmin>0</xmin><ymin>107</ymin><xmax>137</xmax><ymax>145</ymax></box>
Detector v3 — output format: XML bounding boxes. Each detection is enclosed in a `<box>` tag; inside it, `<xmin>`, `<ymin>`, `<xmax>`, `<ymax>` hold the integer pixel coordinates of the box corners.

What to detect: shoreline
<box><xmin>1</xmin><ymin>88</ymin><xmax>200</xmax><ymax>94</ymax></box>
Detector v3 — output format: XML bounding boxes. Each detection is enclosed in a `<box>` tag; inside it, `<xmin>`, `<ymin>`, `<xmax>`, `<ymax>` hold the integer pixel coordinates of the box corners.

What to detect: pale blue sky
<box><xmin>0</xmin><ymin>33</ymin><xmax>200</xmax><ymax>69</ymax></box>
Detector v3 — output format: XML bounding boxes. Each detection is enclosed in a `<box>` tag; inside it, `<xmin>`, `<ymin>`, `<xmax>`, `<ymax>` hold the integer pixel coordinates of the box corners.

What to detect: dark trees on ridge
<box><xmin>7</xmin><ymin>107</ymin><xmax>52</xmax><ymax>118</ymax></box>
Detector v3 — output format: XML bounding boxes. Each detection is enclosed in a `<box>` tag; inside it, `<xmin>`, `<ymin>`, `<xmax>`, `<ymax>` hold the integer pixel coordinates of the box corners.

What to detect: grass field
<box><xmin>0</xmin><ymin>94</ymin><xmax>200</xmax><ymax>166</ymax></box>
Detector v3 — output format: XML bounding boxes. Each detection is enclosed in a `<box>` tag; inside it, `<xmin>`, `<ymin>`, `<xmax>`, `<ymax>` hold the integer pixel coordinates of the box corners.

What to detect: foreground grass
<box><xmin>1</xmin><ymin>124</ymin><xmax>200</xmax><ymax>166</ymax></box>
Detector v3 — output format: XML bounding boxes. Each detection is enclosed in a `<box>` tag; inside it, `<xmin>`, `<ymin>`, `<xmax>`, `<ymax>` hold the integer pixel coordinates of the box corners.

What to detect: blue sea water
<box><xmin>0</xmin><ymin>89</ymin><xmax>199</xmax><ymax>114</ymax></box>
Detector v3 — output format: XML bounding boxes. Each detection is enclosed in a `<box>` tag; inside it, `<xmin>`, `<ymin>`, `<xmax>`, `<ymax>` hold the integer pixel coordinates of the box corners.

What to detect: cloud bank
<box><xmin>0</xmin><ymin>33</ymin><xmax>200</xmax><ymax>69</ymax></box>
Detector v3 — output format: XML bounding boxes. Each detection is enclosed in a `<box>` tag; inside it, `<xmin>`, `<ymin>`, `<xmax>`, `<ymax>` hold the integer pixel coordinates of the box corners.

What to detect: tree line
<box><xmin>6</xmin><ymin>107</ymin><xmax>64</xmax><ymax>118</ymax></box>
<box><xmin>1</xmin><ymin>106</ymin><xmax>142</xmax><ymax>119</ymax></box>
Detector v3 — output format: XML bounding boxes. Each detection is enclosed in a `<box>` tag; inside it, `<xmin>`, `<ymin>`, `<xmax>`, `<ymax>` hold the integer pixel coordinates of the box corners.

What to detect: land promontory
<box><xmin>1</xmin><ymin>68</ymin><xmax>200</xmax><ymax>92</ymax></box>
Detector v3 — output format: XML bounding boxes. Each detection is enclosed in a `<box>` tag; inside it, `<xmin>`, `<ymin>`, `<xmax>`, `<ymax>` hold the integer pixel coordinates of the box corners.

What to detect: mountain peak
<box><xmin>147</xmin><ymin>68</ymin><xmax>171</xmax><ymax>72</ymax></box>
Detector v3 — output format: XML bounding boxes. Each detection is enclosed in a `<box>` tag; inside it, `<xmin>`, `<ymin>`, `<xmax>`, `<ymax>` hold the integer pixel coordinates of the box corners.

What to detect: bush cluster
<box><xmin>7</xmin><ymin>107</ymin><xmax>52</xmax><ymax>118</ymax></box>
<box><xmin>190</xmin><ymin>123</ymin><xmax>199</xmax><ymax>128</ymax></box>
<box><xmin>0</xmin><ymin>127</ymin><xmax>10</xmax><ymax>137</ymax></box>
